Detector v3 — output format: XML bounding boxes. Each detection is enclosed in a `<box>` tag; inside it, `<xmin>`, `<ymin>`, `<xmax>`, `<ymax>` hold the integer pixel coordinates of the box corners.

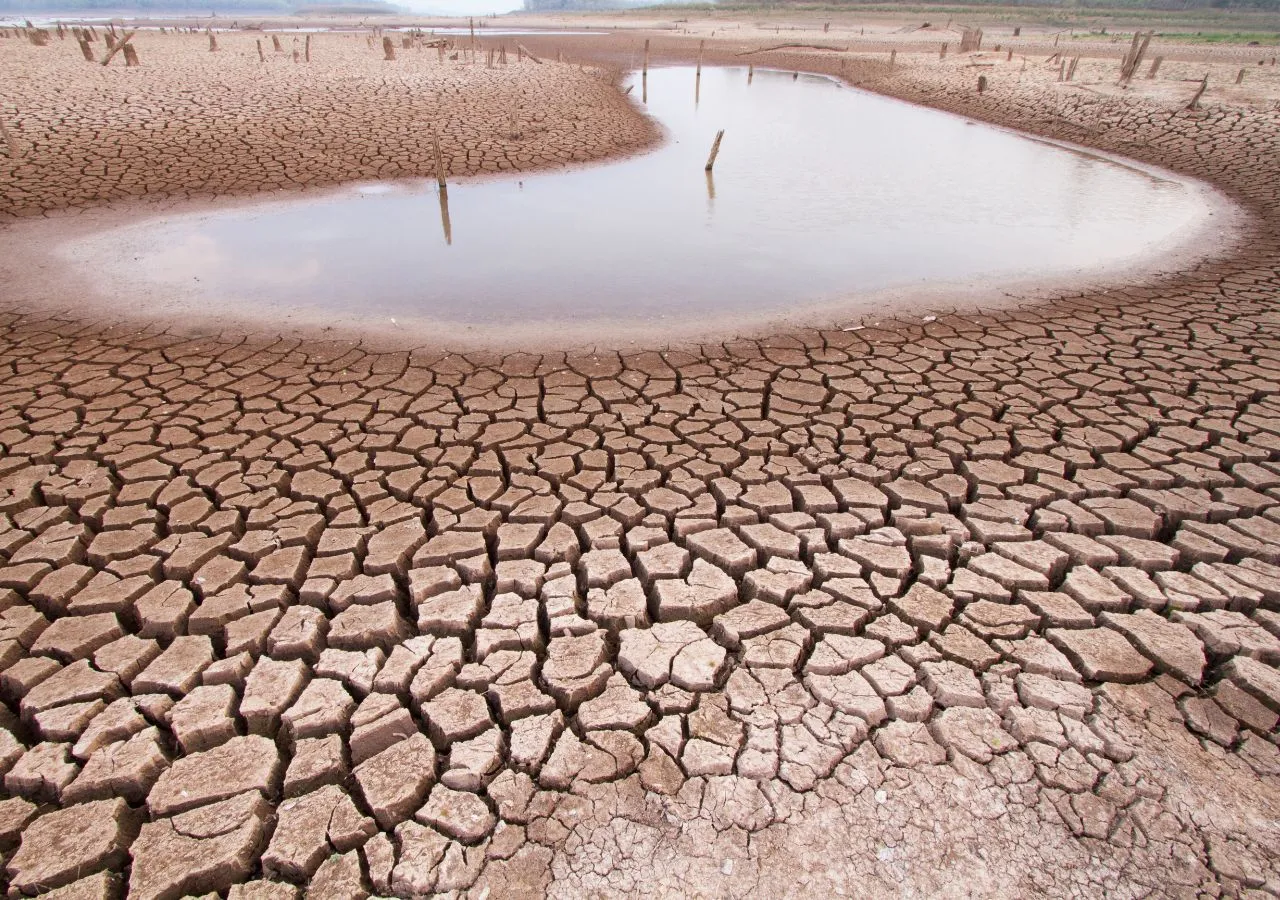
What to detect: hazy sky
<box><xmin>396</xmin><ymin>0</ymin><xmax>525</xmax><ymax>15</ymax></box>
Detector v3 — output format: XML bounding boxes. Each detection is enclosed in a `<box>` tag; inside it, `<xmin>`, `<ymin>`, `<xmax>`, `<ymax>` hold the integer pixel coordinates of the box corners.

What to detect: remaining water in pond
<box><xmin>64</xmin><ymin>66</ymin><xmax>1221</xmax><ymax>335</ymax></box>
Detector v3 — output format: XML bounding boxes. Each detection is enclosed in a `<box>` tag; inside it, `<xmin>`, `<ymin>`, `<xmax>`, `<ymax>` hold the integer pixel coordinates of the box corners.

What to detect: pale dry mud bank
<box><xmin>0</xmin><ymin>25</ymin><xmax>1276</xmax><ymax>900</ymax></box>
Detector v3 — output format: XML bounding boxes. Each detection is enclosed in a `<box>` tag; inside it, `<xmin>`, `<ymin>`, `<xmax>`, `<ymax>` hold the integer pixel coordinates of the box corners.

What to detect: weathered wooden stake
<box><xmin>1186</xmin><ymin>74</ymin><xmax>1208</xmax><ymax>110</ymax></box>
<box><xmin>748</xmin><ymin>64</ymin><xmax>753</xmax><ymax>83</ymax></box>
<box><xmin>208</xmin><ymin>31</ymin><xmax>218</xmax><ymax>52</ymax></box>
<box><xmin>100</xmin><ymin>30</ymin><xmax>134</xmax><ymax>66</ymax></box>
<box><xmin>438</xmin><ymin>185</ymin><xmax>452</xmax><ymax>245</ymax></box>
<box><xmin>1235</xmin><ymin>67</ymin><xmax>1245</xmax><ymax>85</ymax></box>
<box><xmin>305</xmin><ymin>34</ymin><xmax>310</xmax><ymax>62</ymax></box>
<box><xmin>256</xmin><ymin>39</ymin><xmax>264</xmax><ymax>62</ymax></box>
<box><xmin>1013</xmin><ymin>26</ymin><xmax>1021</xmax><ymax>36</ymax></box>
<box><xmin>272</xmin><ymin>34</ymin><xmax>282</xmax><ymax>52</ymax></box>
<box><xmin>383</xmin><ymin>36</ymin><xmax>395</xmax><ymax>60</ymax></box>
<box><xmin>79</xmin><ymin>38</ymin><xmax>94</xmax><ymax>61</ymax></box>
<box><xmin>696</xmin><ymin>39</ymin><xmax>704</xmax><ymax>77</ymax></box>
<box><xmin>432</xmin><ymin>129</ymin><xmax>447</xmax><ymax>187</ymax></box>
<box><xmin>1147</xmin><ymin>56</ymin><xmax>1162</xmax><ymax>78</ymax></box>
<box><xmin>1006</xmin><ymin>48</ymin><xmax>1012</xmax><ymax>61</ymax></box>
<box><xmin>517</xmin><ymin>43</ymin><xmax>540</xmax><ymax>63</ymax></box>
<box><xmin>890</xmin><ymin>49</ymin><xmax>896</xmax><ymax>67</ymax></box>
<box><xmin>642</xmin><ymin>38</ymin><xmax>649</xmax><ymax>76</ymax></box>
<box><xmin>123</xmin><ymin>42</ymin><xmax>138</xmax><ymax>66</ymax></box>
<box><xmin>704</xmin><ymin>129</ymin><xmax>724</xmax><ymax>171</ymax></box>
<box><xmin>940</xmin><ymin>42</ymin><xmax>948</xmax><ymax>59</ymax></box>
<box><xmin>977</xmin><ymin>74</ymin><xmax>988</xmax><ymax>93</ymax></box>
<box><xmin>0</xmin><ymin>117</ymin><xmax>18</xmax><ymax>160</ymax></box>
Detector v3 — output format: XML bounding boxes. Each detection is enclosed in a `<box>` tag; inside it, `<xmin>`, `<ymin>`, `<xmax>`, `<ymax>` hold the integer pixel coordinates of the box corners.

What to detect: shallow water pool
<box><xmin>60</xmin><ymin>66</ymin><xmax>1225</xmax><ymax>338</ymax></box>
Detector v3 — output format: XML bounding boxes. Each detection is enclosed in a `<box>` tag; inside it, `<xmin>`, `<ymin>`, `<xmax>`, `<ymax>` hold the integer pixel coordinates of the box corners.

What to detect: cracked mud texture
<box><xmin>0</xmin><ymin>30</ymin><xmax>657</xmax><ymax>218</ymax></box>
<box><xmin>1</xmin><ymin>24</ymin><xmax>1280</xmax><ymax>900</ymax></box>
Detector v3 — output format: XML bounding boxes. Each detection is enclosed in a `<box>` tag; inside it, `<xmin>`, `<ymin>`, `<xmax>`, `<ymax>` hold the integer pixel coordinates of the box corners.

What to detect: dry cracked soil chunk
<box><xmin>129</xmin><ymin>791</ymin><xmax>270</xmax><ymax>900</ymax></box>
<box><xmin>147</xmin><ymin>735</ymin><xmax>281</xmax><ymax>816</ymax></box>
<box><xmin>6</xmin><ymin>798</ymin><xmax>139</xmax><ymax>892</ymax></box>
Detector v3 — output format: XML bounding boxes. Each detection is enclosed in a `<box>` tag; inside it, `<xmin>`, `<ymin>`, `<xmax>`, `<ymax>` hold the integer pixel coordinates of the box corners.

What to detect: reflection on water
<box><xmin>64</xmin><ymin>66</ymin><xmax>1215</xmax><ymax>330</ymax></box>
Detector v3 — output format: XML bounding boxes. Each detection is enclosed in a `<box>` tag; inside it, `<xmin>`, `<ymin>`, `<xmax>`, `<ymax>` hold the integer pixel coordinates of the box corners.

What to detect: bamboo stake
<box><xmin>431</xmin><ymin>129</ymin><xmax>447</xmax><ymax>187</ymax></box>
<box><xmin>1186</xmin><ymin>74</ymin><xmax>1208</xmax><ymax>110</ymax></box>
<box><xmin>704</xmin><ymin>129</ymin><xmax>724</xmax><ymax>171</ymax></box>
<box><xmin>438</xmin><ymin>185</ymin><xmax>452</xmax><ymax>245</ymax></box>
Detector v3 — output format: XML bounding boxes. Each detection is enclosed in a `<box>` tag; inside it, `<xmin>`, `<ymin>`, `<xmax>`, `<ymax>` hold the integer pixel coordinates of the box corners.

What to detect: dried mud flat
<box><xmin>0</xmin><ymin>21</ymin><xmax>1279</xmax><ymax>900</ymax></box>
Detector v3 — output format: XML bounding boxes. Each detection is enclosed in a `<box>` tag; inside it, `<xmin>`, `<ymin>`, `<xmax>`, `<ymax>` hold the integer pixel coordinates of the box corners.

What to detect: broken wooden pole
<box><xmin>1147</xmin><ymin>56</ymin><xmax>1162</xmax><ymax>78</ymax></box>
<box><xmin>78</xmin><ymin>38</ymin><xmax>94</xmax><ymax>61</ymax></box>
<box><xmin>272</xmin><ymin>34</ymin><xmax>282</xmax><ymax>52</ymax></box>
<box><xmin>517</xmin><ymin>43</ymin><xmax>540</xmax><ymax>64</ymax></box>
<box><xmin>704</xmin><ymin>129</ymin><xmax>724</xmax><ymax>171</ymax></box>
<box><xmin>100</xmin><ymin>30</ymin><xmax>134</xmax><ymax>66</ymax></box>
<box><xmin>1186</xmin><ymin>74</ymin><xmax>1208</xmax><ymax>110</ymax></box>
<box><xmin>208</xmin><ymin>31</ymin><xmax>217</xmax><ymax>52</ymax></box>
<box><xmin>383</xmin><ymin>36</ymin><xmax>395</xmax><ymax>60</ymax></box>
<box><xmin>123</xmin><ymin>42</ymin><xmax>138</xmax><ymax>66</ymax></box>
<box><xmin>1235</xmin><ymin>67</ymin><xmax>1246</xmax><ymax>85</ymax></box>
<box><xmin>431</xmin><ymin>129</ymin><xmax>447</xmax><ymax>187</ymax></box>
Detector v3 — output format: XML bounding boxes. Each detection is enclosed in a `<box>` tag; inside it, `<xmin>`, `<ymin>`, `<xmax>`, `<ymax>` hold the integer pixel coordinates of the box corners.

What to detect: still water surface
<box><xmin>64</xmin><ymin>66</ymin><xmax>1219</xmax><ymax>332</ymax></box>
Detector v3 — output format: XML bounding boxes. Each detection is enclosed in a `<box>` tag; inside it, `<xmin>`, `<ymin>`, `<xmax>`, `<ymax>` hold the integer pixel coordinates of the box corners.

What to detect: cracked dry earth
<box><xmin>3</xmin><ymin>36</ymin><xmax>1280</xmax><ymax>900</ymax></box>
<box><xmin>0</xmin><ymin>32</ymin><xmax>654</xmax><ymax>217</ymax></box>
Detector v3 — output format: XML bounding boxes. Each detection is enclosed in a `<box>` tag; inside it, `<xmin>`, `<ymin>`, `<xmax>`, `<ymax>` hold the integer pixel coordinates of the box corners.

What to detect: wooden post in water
<box><xmin>704</xmin><ymin>129</ymin><xmax>724</xmax><ymax>171</ymax></box>
<box><xmin>438</xmin><ymin>185</ymin><xmax>452</xmax><ymax>245</ymax></box>
<box><xmin>642</xmin><ymin>38</ymin><xmax>648</xmax><ymax>76</ymax></box>
<box><xmin>697</xmin><ymin>39</ymin><xmax>704</xmax><ymax>77</ymax></box>
<box><xmin>432</xmin><ymin>129</ymin><xmax>447</xmax><ymax>188</ymax></box>
<box><xmin>1147</xmin><ymin>56</ymin><xmax>1162</xmax><ymax>78</ymax></box>
<box><xmin>1186</xmin><ymin>74</ymin><xmax>1208</xmax><ymax>110</ymax></box>
<box><xmin>748</xmin><ymin>64</ymin><xmax>753</xmax><ymax>83</ymax></box>
<box><xmin>383</xmin><ymin>36</ymin><xmax>395</xmax><ymax>60</ymax></box>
